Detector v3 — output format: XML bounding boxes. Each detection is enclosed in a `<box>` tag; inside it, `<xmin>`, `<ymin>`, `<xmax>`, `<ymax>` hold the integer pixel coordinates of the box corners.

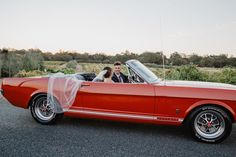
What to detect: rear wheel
<box><xmin>189</xmin><ymin>106</ymin><xmax>232</xmax><ymax>143</ymax></box>
<box><xmin>30</xmin><ymin>95</ymin><xmax>63</xmax><ymax>125</ymax></box>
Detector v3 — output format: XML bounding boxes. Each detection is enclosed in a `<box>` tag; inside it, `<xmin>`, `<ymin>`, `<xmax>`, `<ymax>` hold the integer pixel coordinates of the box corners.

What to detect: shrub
<box><xmin>60</xmin><ymin>68</ymin><xmax>75</xmax><ymax>74</ymax></box>
<box><xmin>214</xmin><ymin>68</ymin><xmax>236</xmax><ymax>85</ymax></box>
<box><xmin>15</xmin><ymin>70</ymin><xmax>46</xmax><ymax>77</ymax></box>
<box><xmin>46</xmin><ymin>68</ymin><xmax>75</xmax><ymax>74</ymax></box>
<box><xmin>66</xmin><ymin>60</ymin><xmax>78</xmax><ymax>69</ymax></box>
<box><xmin>220</xmin><ymin>68</ymin><xmax>236</xmax><ymax>84</ymax></box>
<box><xmin>166</xmin><ymin>65</ymin><xmax>204</xmax><ymax>81</ymax></box>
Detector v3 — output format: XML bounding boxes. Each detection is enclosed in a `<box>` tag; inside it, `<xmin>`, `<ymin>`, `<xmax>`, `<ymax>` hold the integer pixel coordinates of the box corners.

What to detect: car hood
<box><xmin>157</xmin><ymin>80</ymin><xmax>236</xmax><ymax>90</ymax></box>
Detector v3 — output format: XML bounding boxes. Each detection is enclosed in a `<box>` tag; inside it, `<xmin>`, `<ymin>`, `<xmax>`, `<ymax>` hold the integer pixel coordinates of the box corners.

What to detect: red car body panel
<box><xmin>1</xmin><ymin>77</ymin><xmax>236</xmax><ymax>126</ymax></box>
<box><xmin>154</xmin><ymin>85</ymin><xmax>236</xmax><ymax>121</ymax></box>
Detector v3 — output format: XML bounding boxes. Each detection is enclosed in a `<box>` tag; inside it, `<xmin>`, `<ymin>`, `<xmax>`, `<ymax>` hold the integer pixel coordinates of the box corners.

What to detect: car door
<box><xmin>79</xmin><ymin>81</ymin><xmax>155</xmax><ymax>118</ymax></box>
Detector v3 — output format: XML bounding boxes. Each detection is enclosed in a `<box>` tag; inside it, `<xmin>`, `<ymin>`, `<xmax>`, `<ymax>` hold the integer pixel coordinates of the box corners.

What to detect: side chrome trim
<box><xmin>68</xmin><ymin>109</ymin><xmax>153</xmax><ymax>120</ymax></box>
<box><xmin>156</xmin><ymin>116</ymin><xmax>184</xmax><ymax>122</ymax></box>
<box><xmin>68</xmin><ymin>109</ymin><xmax>184</xmax><ymax>123</ymax></box>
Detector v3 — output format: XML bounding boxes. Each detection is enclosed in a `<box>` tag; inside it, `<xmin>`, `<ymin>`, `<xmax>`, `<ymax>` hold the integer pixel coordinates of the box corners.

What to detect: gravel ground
<box><xmin>0</xmin><ymin>98</ymin><xmax>236</xmax><ymax>157</ymax></box>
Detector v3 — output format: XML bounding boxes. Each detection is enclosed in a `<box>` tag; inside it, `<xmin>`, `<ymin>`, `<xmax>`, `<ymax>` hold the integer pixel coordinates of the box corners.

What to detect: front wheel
<box><xmin>189</xmin><ymin>106</ymin><xmax>232</xmax><ymax>143</ymax></box>
<box><xmin>30</xmin><ymin>95</ymin><xmax>63</xmax><ymax>125</ymax></box>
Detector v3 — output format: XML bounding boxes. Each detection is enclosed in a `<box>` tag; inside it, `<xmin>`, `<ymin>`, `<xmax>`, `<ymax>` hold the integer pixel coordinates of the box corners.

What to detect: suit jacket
<box><xmin>112</xmin><ymin>72</ymin><xmax>129</xmax><ymax>83</ymax></box>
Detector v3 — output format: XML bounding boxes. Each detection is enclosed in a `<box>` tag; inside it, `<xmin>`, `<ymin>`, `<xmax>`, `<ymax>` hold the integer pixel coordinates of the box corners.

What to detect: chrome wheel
<box><xmin>194</xmin><ymin>111</ymin><xmax>225</xmax><ymax>139</ymax></box>
<box><xmin>34</xmin><ymin>97</ymin><xmax>55</xmax><ymax>121</ymax></box>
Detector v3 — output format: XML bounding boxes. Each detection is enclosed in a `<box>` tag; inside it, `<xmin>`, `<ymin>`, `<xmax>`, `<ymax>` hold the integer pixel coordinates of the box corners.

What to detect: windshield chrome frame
<box><xmin>125</xmin><ymin>59</ymin><xmax>161</xmax><ymax>84</ymax></box>
<box><xmin>126</xmin><ymin>64</ymin><xmax>148</xmax><ymax>84</ymax></box>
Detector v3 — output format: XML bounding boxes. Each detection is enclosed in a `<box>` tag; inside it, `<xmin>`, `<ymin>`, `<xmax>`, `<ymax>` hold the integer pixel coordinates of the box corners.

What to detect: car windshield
<box><xmin>126</xmin><ymin>60</ymin><xmax>161</xmax><ymax>83</ymax></box>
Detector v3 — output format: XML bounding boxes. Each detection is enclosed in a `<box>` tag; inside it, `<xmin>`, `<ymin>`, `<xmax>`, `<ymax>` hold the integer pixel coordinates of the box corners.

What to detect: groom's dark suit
<box><xmin>112</xmin><ymin>72</ymin><xmax>129</xmax><ymax>83</ymax></box>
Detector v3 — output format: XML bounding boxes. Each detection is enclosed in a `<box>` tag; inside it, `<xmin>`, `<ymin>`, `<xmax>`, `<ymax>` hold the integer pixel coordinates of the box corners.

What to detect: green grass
<box><xmin>44</xmin><ymin>61</ymin><xmax>66</xmax><ymax>65</ymax></box>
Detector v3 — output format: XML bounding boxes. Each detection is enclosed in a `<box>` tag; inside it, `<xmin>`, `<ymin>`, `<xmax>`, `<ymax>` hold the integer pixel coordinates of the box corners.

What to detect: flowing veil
<box><xmin>92</xmin><ymin>70</ymin><xmax>107</xmax><ymax>82</ymax></box>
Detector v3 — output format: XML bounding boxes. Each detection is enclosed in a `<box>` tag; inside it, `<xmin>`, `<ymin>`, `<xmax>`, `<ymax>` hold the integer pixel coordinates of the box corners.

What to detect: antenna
<box><xmin>160</xmin><ymin>17</ymin><xmax>166</xmax><ymax>85</ymax></box>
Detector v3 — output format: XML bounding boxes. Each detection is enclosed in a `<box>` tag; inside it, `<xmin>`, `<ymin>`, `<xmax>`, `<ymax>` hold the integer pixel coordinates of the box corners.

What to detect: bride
<box><xmin>92</xmin><ymin>67</ymin><xmax>114</xmax><ymax>83</ymax></box>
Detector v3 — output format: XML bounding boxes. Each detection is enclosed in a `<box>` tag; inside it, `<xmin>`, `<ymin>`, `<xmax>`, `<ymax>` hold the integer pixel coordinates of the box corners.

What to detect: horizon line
<box><xmin>1</xmin><ymin>47</ymin><xmax>236</xmax><ymax>57</ymax></box>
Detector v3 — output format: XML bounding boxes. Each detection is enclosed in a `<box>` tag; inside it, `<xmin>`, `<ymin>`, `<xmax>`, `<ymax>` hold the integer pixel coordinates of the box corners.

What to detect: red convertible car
<box><xmin>1</xmin><ymin>60</ymin><xmax>236</xmax><ymax>143</ymax></box>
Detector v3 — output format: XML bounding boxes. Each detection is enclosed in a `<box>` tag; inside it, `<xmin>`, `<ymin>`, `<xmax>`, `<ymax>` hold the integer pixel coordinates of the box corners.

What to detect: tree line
<box><xmin>0</xmin><ymin>48</ymin><xmax>236</xmax><ymax>77</ymax></box>
<box><xmin>0</xmin><ymin>49</ymin><xmax>44</xmax><ymax>77</ymax></box>
<box><xmin>43</xmin><ymin>50</ymin><xmax>236</xmax><ymax>68</ymax></box>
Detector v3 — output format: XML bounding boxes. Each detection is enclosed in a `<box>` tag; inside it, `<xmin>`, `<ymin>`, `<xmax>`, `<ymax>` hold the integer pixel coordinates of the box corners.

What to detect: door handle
<box><xmin>81</xmin><ymin>84</ymin><xmax>90</xmax><ymax>87</ymax></box>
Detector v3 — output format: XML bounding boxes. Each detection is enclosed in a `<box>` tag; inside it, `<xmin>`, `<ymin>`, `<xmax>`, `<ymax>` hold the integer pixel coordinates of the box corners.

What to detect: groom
<box><xmin>112</xmin><ymin>61</ymin><xmax>129</xmax><ymax>83</ymax></box>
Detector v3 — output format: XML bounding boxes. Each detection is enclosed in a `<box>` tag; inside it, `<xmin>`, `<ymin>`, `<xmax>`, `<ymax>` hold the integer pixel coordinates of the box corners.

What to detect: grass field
<box><xmin>43</xmin><ymin>61</ymin><xmax>231</xmax><ymax>76</ymax></box>
<box><xmin>44</xmin><ymin>61</ymin><xmax>129</xmax><ymax>74</ymax></box>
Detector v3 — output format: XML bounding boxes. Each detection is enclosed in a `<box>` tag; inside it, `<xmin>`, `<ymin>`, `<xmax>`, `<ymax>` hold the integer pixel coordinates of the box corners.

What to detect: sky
<box><xmin>0</xmin><ymin>0</ymin><xmax>236</xmax><ymax>56</ymax></box>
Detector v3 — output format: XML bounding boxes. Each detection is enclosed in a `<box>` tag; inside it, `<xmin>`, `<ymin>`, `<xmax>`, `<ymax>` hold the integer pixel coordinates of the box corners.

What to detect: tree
<box><xmin>22</xmin><ymin>50</ymin><xmax>44</xmax><ymax>71</ymax></box>
<box><xmin>212</xmin><ymin>54</ymin><xmax>228</xmax><ymax>68</ymax></box>
<box><xmin>112</xmin><ymin>50</ymin><xmax>138</xmax><ymax>63</ymax></box>
<box><xmin>169</xmin><ymin>52</ymin><xmax>188</xmax><ymax>66</ymax></box>
<box><xmin>199</xmin><ymin>56</ymin><xmax>214</xmax><ymax>67</ymax></box>
<box><xmin>228</xmin><ymin>57</ymin><xmax>236</xmax><ymax>67</ymax></box>
<box><xmin>91</xmin><ymin>53</ymin><xmax>110</xmax><ymax>63</ymax></box>
<box><xmin>53</xmin><ymin>52</ymin><xmax>73</xmax><ymax>61</ymax></box>
<box><xmin>1</xmin><ymin>49</ymin><xmax>23</xmax><ymax>77</ymax></box>
<box><xmin>74</xmin><ymin>53</ymin><xmax>90</xmax><ymax>62</ymax></box>
<box><xmin>42</xmin><ymin>52</ymin><xmax>54</xmax><ymax>60</ymax></box>
<box><xmin>139</xmin><ymin>52</ymin><xmax>164</xmax><ymax>64</ymax></box>
<box><xmin>189</xmin><ymin>54</ymin><xmax>202</xmax><ymax>65</ymax></box>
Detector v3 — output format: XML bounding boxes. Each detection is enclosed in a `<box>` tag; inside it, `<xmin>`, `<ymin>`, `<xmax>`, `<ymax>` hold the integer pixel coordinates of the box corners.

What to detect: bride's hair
<box><xmin>103</xmin><ymin>67</ymin><xmax>112</xmax><ymax>78</ymax></box>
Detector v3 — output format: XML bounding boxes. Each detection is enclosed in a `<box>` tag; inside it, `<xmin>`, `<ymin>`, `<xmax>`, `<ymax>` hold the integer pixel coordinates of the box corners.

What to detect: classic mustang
<box><xmin>1</xmin><ymin>60</ymin><xmax>236</xmax><ymax>143</ymax></box>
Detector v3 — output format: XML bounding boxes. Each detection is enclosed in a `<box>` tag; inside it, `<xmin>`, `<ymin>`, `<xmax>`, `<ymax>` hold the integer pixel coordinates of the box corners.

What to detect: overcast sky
<box><xmin>0</xmin><ymin>0</ymin><xmax>236</xmax><ymax>56</ymax></box>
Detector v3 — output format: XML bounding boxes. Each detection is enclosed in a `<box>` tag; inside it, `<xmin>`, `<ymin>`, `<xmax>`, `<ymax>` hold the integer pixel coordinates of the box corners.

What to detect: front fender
<box><xmin>184</xmin><ymin>100</ymin><xmax>236</xmax><ymax>122</ymax></box>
